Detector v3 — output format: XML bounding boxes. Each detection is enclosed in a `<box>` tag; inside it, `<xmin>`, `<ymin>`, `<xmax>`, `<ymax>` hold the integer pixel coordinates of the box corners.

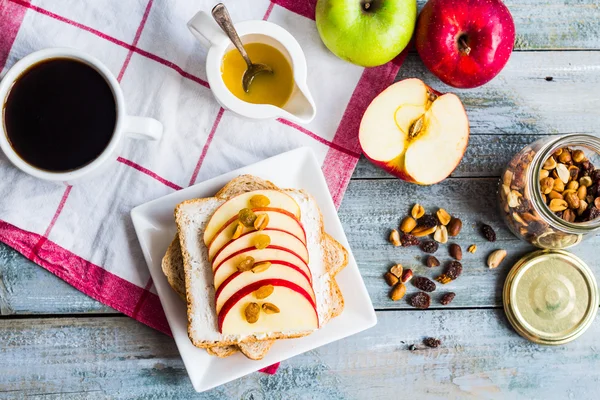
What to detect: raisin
<box><xmin>249</xmin><ymin>194</ymin><xmax>270</xmax><ymax>208</ymax></box>
<box><xmin>420</xmin><ymin>240</ymin><xmax>439</xmax><ymax>254</ymax></box>
<box><xmin>400</xmin><ymin>233</ymin><xmax>420</xmax><ymax>247</ymax></box>
<box><xmin>417</xmin><ymin>214</ymin><xmax>438</xmax><ymax>229</ymax></box>
<box><xmin>445</xmin><ymin>261</ymin><xmax>463</xmax><ymax>280</ymax></box>
<box><xmin>426</xmin><ymin>256</ymin><xmax>440</xmax><ymax>268</ymax></box>
<box><xmin>514</xmin><ymin>198</ymin><xmax>531</xmax><ymax>214</ymax></box>
<box><xmin>592</xmin><ymin>169</ymin><xmax>600</xmax><ymax>182</ymax></box>
<box><xmin>587</xmin><ymin>207</ymin><xmax>600</xmax><ymax>221</ymax></box>
<box><xmin>254</xmin><ymin>234</ymin><xmax>271</xmax><ymax>249</ymax></box>
<box><xmin>440</xmin><ymin>292</ymin><xmax>456</xmax><ymax>305</ymax></box>
<box><xmin>528</xmin><ymin>221</ymin><xmax>546</xmax><ymax>235</ymax></box>
<box><xmin>481</xmin><ymin>224</ymin><xmax>496</xmax><ymax>242</ymax></box>
<box><xmin>423</xmin><ymin>337</ymin><xmax>441</xmax><ymax>348</ymax></box>
<box><xmin>412</xmin><ymin>276</ymin><xmax>436</xmax><ymax>292</ymax></box>
<box><xmin>238</xmin><ymin>208</ymin><xmax>257</xmax><ymax>227</ymax></box>
<box><xmin>409</xmin><ymin>292</ymin><xmax>431</xmax><ymax>309</ymax></box>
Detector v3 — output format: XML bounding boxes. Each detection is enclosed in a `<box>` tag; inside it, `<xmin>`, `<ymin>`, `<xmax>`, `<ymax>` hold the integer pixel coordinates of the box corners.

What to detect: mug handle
<box><xmin>123</xmin><ymin>116</ymin><xmax>163</xmax><ymax>141</ymax></box>
<box><xmin>187</xmin><ymin>10</ymin><xmax>226</xmax><ymax>47</ymax></box>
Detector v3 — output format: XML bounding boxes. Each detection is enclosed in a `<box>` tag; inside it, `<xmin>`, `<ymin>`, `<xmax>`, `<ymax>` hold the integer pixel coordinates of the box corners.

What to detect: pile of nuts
<box><xmin>386</xmin><ymin>204</ymin><xmax>505</xmax><ymax>308</ymax></box>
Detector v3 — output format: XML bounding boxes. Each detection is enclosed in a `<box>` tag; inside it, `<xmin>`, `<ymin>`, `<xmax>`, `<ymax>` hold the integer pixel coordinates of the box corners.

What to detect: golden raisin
<box><xmin>254</xmin><ymin>234</ymin><xmax>271</xmax><ymax>249</ymax></box>
<box><xmin>249</xmin><ymin>194</ymin><xmax>270</xmax><ymax>208</ymax></box>
<box><xmin>237</xmin><ymin>256</ymin><xmax>255</xmax><ymax>272</ymax></box>
<box><xmin>254</xmin><ymin>284</ymin><xmax>274</xmax><ymax>299</ymax></box>
<box><xmin>231</xmin><ymin>221</ymin><xmax>244</xmax><ymax>239</ymax></box>
<box><xmin>245</xmin><ymin>303</ymin><xmax>260</xmax><ymax>323</ymax></box>
<box><xmin>238</xmin><ymin>208</ymin><xmax>257</xmax><ymax>228</ymax></box>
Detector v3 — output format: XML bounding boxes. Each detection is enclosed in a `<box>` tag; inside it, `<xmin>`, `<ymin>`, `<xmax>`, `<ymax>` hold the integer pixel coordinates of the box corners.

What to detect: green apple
<box><xmin>315</xmin><ymin>0</ymin><xmax>417</xmax><ymax>67</ymax></box>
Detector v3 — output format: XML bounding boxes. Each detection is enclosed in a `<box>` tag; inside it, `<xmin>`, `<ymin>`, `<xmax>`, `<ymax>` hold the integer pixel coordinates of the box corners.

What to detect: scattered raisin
<box><xmin>440</xmin><ymin>292</ymin><xmax>456</xmax><ymax>305</ymax></box>
<box><xmin>481</xmin><ymin>224</ymin><xmax>497</xmax><ymax>242</ymax></box>
<box><xmin>400</xmin><ymin>233</ymin><xmax>420</xmax><ymax>247</ymax></box>
<box><xmin>238</xmin><ymin>208</ymin><xmax>257</xmax><ymax>227</ymax></box>
<box><xmin>426</xmin><ymin>256</ymin><xmax>440</xmax><ymax>268</ymax></box>
<box><xmin>587</xmin><ymin>207</ymin><xmax>600</xmax><ymax>221</ymax></box>
<box><xmin>409</xmin><ymin>292</ymin><xmax>431</xmax><ymax>309</ymax></box>
<box><xmin>420</xmin><ymin>240</ymin><xmax>439</xmax><ymax>254</ymax></box>
<box><xmin>423</xmin><ymin>337</ymin><xmax>441</xmax><ymax>348</ymax></box>
<box><xmin>417</xmin><ymin>214</ymin><xmax>438</xmax><ymax>229</ymax></box>
<box><xmin>445</xmin><ymin>261</ymin><xmax>463</xmax><ymax>280</ymax></box>
<box><xmin>412</xmin><ymin>276</ymin><xmax>436</xmax><ymax>292</ymax></box>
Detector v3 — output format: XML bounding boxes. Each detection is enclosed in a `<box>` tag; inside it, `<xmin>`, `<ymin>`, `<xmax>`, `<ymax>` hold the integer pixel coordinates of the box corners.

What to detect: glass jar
<box><xmin>499</xmin><ymin>134</ymin><xmax>600</xmax><ymax>249</ymax></box>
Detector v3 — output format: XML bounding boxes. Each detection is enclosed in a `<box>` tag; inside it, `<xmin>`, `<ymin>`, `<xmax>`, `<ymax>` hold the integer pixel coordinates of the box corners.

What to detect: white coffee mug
<box><xmin>0</xmin><ymin>47</ymin><xmax>162</xmax><ymax>182</ymax></box>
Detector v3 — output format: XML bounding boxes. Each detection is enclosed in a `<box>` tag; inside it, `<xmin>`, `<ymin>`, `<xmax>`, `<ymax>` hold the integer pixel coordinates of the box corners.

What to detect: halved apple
<box><xmin>204</xmin><ymin>190</ymin><xmax>301</xmax><ymax>245</ymax></box>
<box><xmin>218</xmin><ymin>280</ymin><xmax>318</xmax><ymax>334</ymax></box>
<box><xmin>207</xmin><ymin>208</ymin><xmax>307</xmax><ymax>261</ymax></box>
<box><xmin>211</xmin><ymin>229</ymin><xmax>309</xmax><ymax>270</ymax></box>
<box><xmin>214</xmin><ymin>263</ymin><xmax>315</xmax><ymax>314</ymax></box>
<box><xmin>359</xmin><ymin>78</ymin><xmax>469</xmax><ymax>185</ymax></box>
<box><xmin>213</xmin><ymin>247</ymin><xmax>312</xmax><ymax>289</ymax></box>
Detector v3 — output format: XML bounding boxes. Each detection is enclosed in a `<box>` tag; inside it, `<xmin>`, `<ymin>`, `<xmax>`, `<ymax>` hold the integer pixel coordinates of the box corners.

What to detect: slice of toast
<box><xmin>162</xmin><ymin>237</ymin><xmax>275</xmax><ymax>359</ymax></box>
<box><xmin>173</xmin><ymin>175</ymin><xmax>348</xmax><ymax>350</ymax></box>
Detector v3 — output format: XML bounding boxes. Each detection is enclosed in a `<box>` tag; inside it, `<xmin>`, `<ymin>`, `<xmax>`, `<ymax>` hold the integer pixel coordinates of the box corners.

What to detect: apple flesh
<box><xmin>218</xmin><ymin>280</ymin><xmax>318</xmax><ymax>334</ymax></box>
<box><xmin>315</xmin><ymin>0</ymin><xmax>416</xmax><ymax>67</ymax></box>
<box><xmin>415</xmin><ymin>0</ymin><xmax>516</xmax><ymax>88</ymax></box>
<box><xmin>359</xmin><ymin>78</ymin><xmax>469</xmax><ymax>184</ymax></box>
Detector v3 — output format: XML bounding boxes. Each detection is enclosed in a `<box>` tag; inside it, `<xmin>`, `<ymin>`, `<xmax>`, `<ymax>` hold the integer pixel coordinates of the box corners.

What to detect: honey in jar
<box><xmin>220</xmin><ymin>43</ymin><xmax>293</xmax><ymax>107</ymax></box>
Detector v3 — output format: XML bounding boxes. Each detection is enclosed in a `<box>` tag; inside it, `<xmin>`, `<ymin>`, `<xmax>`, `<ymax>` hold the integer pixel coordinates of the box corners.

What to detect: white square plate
<box><xmin>131</xmin><ymin>147</ymin><xmax>376</xmax><ymax>392</ymax></box>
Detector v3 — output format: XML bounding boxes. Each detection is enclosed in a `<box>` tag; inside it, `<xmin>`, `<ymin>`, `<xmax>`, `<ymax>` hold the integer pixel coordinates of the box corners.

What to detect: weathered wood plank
<box><xmin>396</xmin><ymin>52</ymin><xmax>600</xmax><ymax>136</ymax></box>
<box><xmin>1</xmin><ymin>312</ymin><xmax>599</xmax><ymax>399</ymax></box>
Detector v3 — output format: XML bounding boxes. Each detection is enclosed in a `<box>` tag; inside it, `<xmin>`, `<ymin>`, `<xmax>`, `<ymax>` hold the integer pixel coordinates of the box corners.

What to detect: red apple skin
<box><xmin>415</xmin><ymin>0</ymin><xmax>516</xmax><ymax>89</ymax></box>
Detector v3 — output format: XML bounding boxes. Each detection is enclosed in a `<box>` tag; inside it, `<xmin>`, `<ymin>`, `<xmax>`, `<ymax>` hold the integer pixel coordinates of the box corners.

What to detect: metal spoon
<box><xmin>212</xmin><ymin>3</ymin><xmax>273</xmax><ymax>93</ymax></box>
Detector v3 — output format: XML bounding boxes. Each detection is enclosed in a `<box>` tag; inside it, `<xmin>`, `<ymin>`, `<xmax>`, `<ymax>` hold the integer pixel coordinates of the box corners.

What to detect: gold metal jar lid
<box><xmin>503</xmin><ymin>250</ymin><xmax>598</xmax><ymax>345</ymax></box>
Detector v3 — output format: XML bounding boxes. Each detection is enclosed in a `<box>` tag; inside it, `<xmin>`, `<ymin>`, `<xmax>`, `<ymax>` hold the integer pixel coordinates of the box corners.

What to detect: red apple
<box><xmin>359</xmin><ymin>78</ymin><xmax>469</xmax><ymax>185</ymax></box>
<box><xmin>415</xmin><ymin>0</ymin><xmax>516</xmax><ymax>89</ymax></box>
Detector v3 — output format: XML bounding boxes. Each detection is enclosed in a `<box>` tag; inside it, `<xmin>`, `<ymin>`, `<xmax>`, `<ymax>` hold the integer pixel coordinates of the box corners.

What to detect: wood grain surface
<box><xmin>1</xmin><ymin>0</ymin><xmax>600</xmax><ymax>398</ymax></box>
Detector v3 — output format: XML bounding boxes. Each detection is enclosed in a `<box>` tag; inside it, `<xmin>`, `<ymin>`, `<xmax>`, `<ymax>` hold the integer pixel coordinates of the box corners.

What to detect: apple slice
<box><xmin>207</xmin><ymin>208</ymin><xmax>306</xmax><ymax>261</ymax></box>
<box><xmin>204</xmin><ymin>190</ymin><xmax>301</xmax><ymax>246</ymax></box>
<box><xmin>214</xmin><ymin>263</ymin><xmax>316</xmax><ymax>314</ymax></box>
<box><xmin>218</xmin><ymin>280</ymin><xmax>318</xmax><ymax>334</ymax></box>
<box><xmin>359</xmin><ymin>78</ymin><xmax>469</xmax><ymax>185</ymax></box>
<box><xmin>212</xmin><ymin>229</ymin><xmax>309</xmax><ymax>270</ymax></box>
<box><xmin>213</xmin><ymin>247</ymin><xmax>312</xmax><ymax>290</ymax></box>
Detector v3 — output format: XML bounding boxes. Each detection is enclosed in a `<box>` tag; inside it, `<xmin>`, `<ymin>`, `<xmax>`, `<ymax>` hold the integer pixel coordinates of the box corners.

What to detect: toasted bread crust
<box><xmin>171</xmin><ymin>175</ymin><xmax>348</xmax><ymax>352</ymax></box>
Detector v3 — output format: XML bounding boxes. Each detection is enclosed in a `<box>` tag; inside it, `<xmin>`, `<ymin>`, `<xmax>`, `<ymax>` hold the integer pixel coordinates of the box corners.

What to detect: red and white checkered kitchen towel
<box><xmin>0</xmin><ymin>0</ymin><xmax>404</xmax><ymax>369</ymax></box>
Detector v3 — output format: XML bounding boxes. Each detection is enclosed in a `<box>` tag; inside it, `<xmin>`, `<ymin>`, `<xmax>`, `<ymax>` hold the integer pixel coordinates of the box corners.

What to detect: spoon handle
<box><xmin>211</xmin><ymin>3</ymin><xmax>253</xmax><ymax>68</ymax></box>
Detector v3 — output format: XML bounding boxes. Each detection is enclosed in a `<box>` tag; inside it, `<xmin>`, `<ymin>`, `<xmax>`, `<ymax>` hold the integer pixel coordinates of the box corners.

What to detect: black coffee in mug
<box><xmin>2</xmin><ymin>58</ymin><xmax>117</xmax><ymax>172</ymax></box>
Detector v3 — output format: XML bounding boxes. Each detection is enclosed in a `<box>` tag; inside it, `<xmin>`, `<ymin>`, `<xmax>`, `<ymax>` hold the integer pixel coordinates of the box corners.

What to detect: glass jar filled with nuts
<box><xmin>499</xmin><ymin>134</ymin><xmax>600</xmax><ymax>249</ymax></box>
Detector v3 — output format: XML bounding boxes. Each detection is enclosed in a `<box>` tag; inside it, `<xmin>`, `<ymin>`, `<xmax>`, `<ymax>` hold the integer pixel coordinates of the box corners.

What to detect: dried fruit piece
<box><xmin>389</xmin><ymin>229</ymin><xmax>401</xmax><ymax>246</ymax></box>
<box><xmin>563</xmin><ymin>209</ymin><xmax>576</xmax><ymax>222</ymax></box>
<box><xmin>423</xmin><ymin>337</ymin><xmax>441</xmax><ymax>348</ymax></box>
<box><xmin>254</xmin><ymin>234</ymin><xmax>271</xmax><ymax>249</ymax></box>
<box><xmin>232</xmin><ymin>221</ymin><xmax>244</xmax><ymax>240</ymax></box>
<box><xmin>411</xmin><ymin>204</ymin><xmax>425</xmax><ymax>220</ymax></box>
<box><xmin>412</xmin><ymin>225</ymin><xmax>437</xmax><ymax>237</ymax></box>
<box><xmin>262</xmin><ymin>302</ymin><xmax>280</xmax><ymax>314</ymax></box>
<box><xmin>434</xmin><ymin>225</ymin><xmax>448</xmax><ymax>244</ymax></box>
<box><xmin>440</xmin><ymin>292</ymin><xmax>456</xmax><ymax>305</ymax></box>
<box><xmin>390</xmin><ymin>283</ymin><xmax>407</xmax><ymax>301</ymax></box>
<box><xmin>481</xmin><ymin>224</ymin><xmax>496</xmax><ymax>242</ymax></box>
<box><xmin>487</xmin><ymin>249</ymin><xmax>507</xmax><ymax>269</ymax></box>
<box><xmin>447</xmin><ymin>218</ymin><xmax>462</xmax><ymax>236</ymax></box>
<box><xmin>409</xmin><ymin>292</ymin><xmax>431</xmax><ymax>309</ymax></box>
<box><xmin>390</xmin><ymin>264</ymin><xmax>403</xmax><ymax>278</ymax></box>
<box><xmin>445</xmin><ymin>261</ymin><xmax>463</xmax><ymax>280</ymax></box>
<box><xmin>417</xmin><ymin>214</ymin><xmax>438</xmax><ymax>229</ymax></box>
<box><xmin>254</xmin><ymin>284</ymin><xmax>274</xmax><ymax>299</ymax></box>
<box><xmin>401</xmin><ymin>269</ymin><xmax>413</xmax><ymax>283</ymax></box>
<box><xmin>449</xmin><ymin>243</ymin><xmax>462</xmax><ymax>260</ymax></box>
<box><xmin>249</xmin><ymin>194</ymin><xmax>270</xmax><ymax>208</ymax></box>
<box><xmin>384</xmin><ymin>272</ymin><xmax>399</xmax><ymax>286</ymax></box>
<box><xmin>401</xmin><ymin>233</ymin><xmax>421</xmax><ymax>246</ymax></box>
<box><xmin>238</xmin><ymin>208</ymin><xmax>257</xmax><ymax>227</ymax></box>
<box><xmin>245</xmin><ymin>302</ymin><xmax>260</xmax><ymax>323</ymax></box>
<box><xmin>436</xmin><ymin>209</ymin><xmax>452</xmax><ymax>226</ymax></box>
<box><xmin>426</xmin><ymin>256</ymin><xmax>440</xmax><ymax>268</ymax></box>
<box><xmin>400</xmin><ymin>216</ymin><xmax>417</xmax><ymax>233</ymax></box>
<box><xmin>253</xmin><ymin>213</ymin><xmax>269</xmax><ymax>230</ymax></box>
<box><xmin>467</xmin><ymin>244</ymin><xmax>477</xmax><ymax>253</ymax></box>
<box><xmin>251</xmin><ymin>261</ymin><xmax>271</xmax><ymax>273</ymax></box>
<box><xmin>412</xmin><ymin>276</ymin><xmax>436</xmax><ymax>292</ymax></box>
<box><xmin>237</xmin><ymin>256</ymin><xmax>255</xmax><ymax>272</ymax></box>
<box><xmin>420</xmin><ymin>240</ymin><xmax>439</xmax><ymax>254</ymax></box>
